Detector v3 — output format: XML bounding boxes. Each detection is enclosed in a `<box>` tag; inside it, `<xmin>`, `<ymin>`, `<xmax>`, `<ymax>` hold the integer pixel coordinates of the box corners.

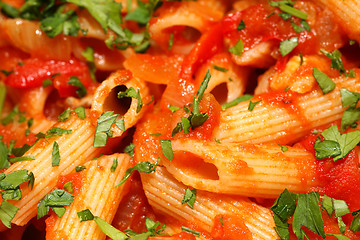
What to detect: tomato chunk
<box><xmin>5</xmin><ymin>58</ymin><xmax>92</xmax><ymax>97</ymax></box>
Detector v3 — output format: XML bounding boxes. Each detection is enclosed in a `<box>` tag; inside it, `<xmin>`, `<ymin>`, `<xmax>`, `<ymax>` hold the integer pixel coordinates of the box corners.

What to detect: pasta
<box><xmin>0</xmin><ymin>0</ymin><xmax>359</xmax><ymax>240</ymax></box>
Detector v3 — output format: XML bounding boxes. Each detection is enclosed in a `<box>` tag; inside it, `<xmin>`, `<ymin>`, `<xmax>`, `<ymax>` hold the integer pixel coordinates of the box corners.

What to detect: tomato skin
<box><xmin>5</xmin><ymin>58</ymin><xmax>92</xmax><ymax>97</ymax></box>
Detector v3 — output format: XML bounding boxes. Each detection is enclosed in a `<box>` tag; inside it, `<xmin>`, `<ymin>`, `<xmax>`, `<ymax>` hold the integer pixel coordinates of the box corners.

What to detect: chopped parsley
<box><xmin>168</xmin><ymin>33</ymin><xmax>174</xmax><ymax>50</ymax></box>
<box><xmin>52</xmin><ymin>141</ymin><xmax>60</xmax><ymax>167</ymax></box>
<box><xmin>0</xmin><ymin>82</ymin><xmax>6</xmax><ymax>117</ymax></box>
<box><xmin>181</xmin><ymin>226</ymin><xmax>200</xmax><ymax>237</ymax></box>
<box><xmin>237</xmin><ymin>20</ymin><xmax>245</xmax><ymax>30</ymax></box>
<box><xmin>279</xmin><ymin>37</ymin><xmax>298</xmax><ymax>57</ymax></box>
<box><xmin>228</xmin><ymin>39</ymin><xmax>244</xmax><ymax>56</ymax></box>
<box><xmin>340</xmin><ymin>89</ymin><xmax>360</xmax><ymax>131</ymax></box>
<box><xmin>181</xmin><ymin>188</ymin><xmax>197</xmax><ymax>209</ymax></box>
<box><xmin>75</xmin><ymin>166</ymin><xmax>86</xmax><ymax>172</ymax></box>
<box><xmin>118</xmin><ymin>87</ymin><xmax>143</xmax><ymax>113</ymax></box>
<box><xmin>93</xmin><ymin>111</ymin><xmax>118</xmax><ymax>147</ymax></box>
<box><xmin>278</xmin><ymin>144</ymin><xmax>288</xmax><ymax>152</ymax></box>
<box><xmin>321</xmin><ymin>49</ymin><xmax>345</xmax><ymax>74</ymax></box>
<box><xmin>116</xmin><ymin>158</ymin><xmax>159</xmax><ymax>186</ymax></box>
<box><xmin>160</xmin><ymin>140</ymin><xmax>173</xmax><ymax>161</ymax></box>
<box><xmin>314</xmin><ymin>125</ymin><xmax>360</xmax><ymax>161</ymax></box>
<box><xmin>222</xmin><ymin>94</ymin><xmax>253</xmax><ymax>110</ymax></box>
<box><xmin>312</xmin><ymin>67</ymin><xmax>336</xmax><ymax>94</ymax></box>
<box><xmin>77</xmin><ymin>209</ymin><xmax>94</xmax><ymax>222</ymax></box>
<box><xmin>58</xmin><ymin>108</ymin><xmax>71</xmax><ymax>122</ymax></box>
<box><xmin>74</xmin><ymin>106</ymin><xmax>86</xmax><ymax>120</ymax></box>
<box><xmin>94</xmin><ymin>215</ymin><xmax>128</xmax><ymax>239</ymax></box>
<box><xmin>248</xmin><ymin>100</ymin><xmax>261</xmax><ymax>111</ymax></box>
<box><xmin>169</xmin><ymin>105</ymin><xmax>180</xmax><ymax>113</ymax></box>
<box><xmin>68</xmin><ymin>76</ymin><xmax>87</xmax><ymax>98</ymax></box>
<box><xmin>63</xmin><ymin>181</ymin><xmax>74</xmax><ymax>193</ymax></box>
<box><xmin>110</xmin><ymin>158</ymin><xmax>118</xmax><ymax>172</ymax></box>
<box><xmin>0</xmin><ymin>200</ymin><xmax>19</xmax><ymax>228</ymax></box>
<box><xmin>114</xmin><ymin>118</ymin><xmax>125</xmax><ymax>131</ymax></box>
<box><xmin>269</xmin><ymin>1</ymin><xmax>308</xmax><ymax>20</ymax></box>
<box><xmin>123</xmin><ymin>143</ymin><xmax>135</xmax><ymax>157</ymax></box>
<box><xmin>212</xmin><ymin>65</ymin><xmax>229</xmax><ymax>72</ymax></box>
<box><xmin>37</xmin><ymin>188</ymin><xmax>74</xmax><ymax>219</ymax></box>
<box><xmin>351</xmin><ymin>210</ymin><xmax>360</xmax><ymax>232</ymax></box>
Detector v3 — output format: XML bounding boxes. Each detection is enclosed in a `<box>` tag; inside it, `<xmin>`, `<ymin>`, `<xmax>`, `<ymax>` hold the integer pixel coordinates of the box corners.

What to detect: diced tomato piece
<box><xmin>5</xmin><ymin>58</ymin><xmax>92</xmax><ymax>97</ymax></box>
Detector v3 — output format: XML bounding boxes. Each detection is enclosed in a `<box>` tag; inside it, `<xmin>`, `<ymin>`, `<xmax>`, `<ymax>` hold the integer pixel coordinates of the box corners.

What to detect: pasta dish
<box><xmin>0</xmin><ymin>0</ymin><xmax>360</xmax><ymax>239</ymax></box>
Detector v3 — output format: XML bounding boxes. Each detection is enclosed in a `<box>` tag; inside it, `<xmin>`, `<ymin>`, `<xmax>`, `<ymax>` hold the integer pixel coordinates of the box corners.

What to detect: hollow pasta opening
<box><xmin>103</xmin><ymin>85</ymin><xmax>132</xmax><ymax>116</ymax></box>
<box><xmin>172</xmin><ymin>151</ymin><xmax>219</xmax><ymax>181</ymax></box>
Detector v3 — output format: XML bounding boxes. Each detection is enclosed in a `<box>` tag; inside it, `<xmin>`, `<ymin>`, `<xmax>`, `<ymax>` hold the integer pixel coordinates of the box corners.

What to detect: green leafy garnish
<box><xmin>314</xmin><ymin>137</ymin><xmax>341</xmax><ymax>159</ymax></box>
<box><xmin>350</xmin><ymin>210</ymin><xmax>360</xmax><ymax>232</ymax></box>
<box><xmin>123</xmin><ymin>143</ymin><xmax>135</xmax><ymax>157</ymax></box>
<box><xmin>74</xmin><ymin>106</ymin><xmax>86</xmax><ymax>120</ymax></box>
<box><xmin>118</xmin><ymin>87</ymin><xmax>143</xmax><ymax>113</ymax></box>
<box><xmin>58</xmin><ymin>108</ymin><xmax>71</xmax><ymax>122</ymax></box>
<box><xmin>77</xmin><ymin>209</ymin><xmax>94</xmax><ymax>222</ymax></box>
<box><xmin>94</xmin><ymin>216</ymin><xmax>128</xmax><ymax>240</ymax></box>
<box><xmin>37</xmin><ymin>188</ymin><xmax>74</xmax><ymax>219</ymax></box>
<box><xmin>212</xmin><ymin>65</ymin><xmax>229</xmax><ymax>72</ymax></box>
<box><xmin>160</xmin><ymin>140</ymin><xmax>173</xmax><ymax>161</ymax></box>
<box><xmin>321</xmin><ymin>49</ymin><xmax>345</xmax><ymax>74</ymax></box>
<box><xmin>278</xmin><ymin>144</ymin><xmax>288</xmax><ymax>152</ymax></box>
<box><xmin>228</xmin><ymin>39</ymin><xmax>244</xmax><ymax>56</ymax></box>
<box><xmin>319</xmin><ymin>125</ymin><xmax>360</xmax><ymax>161</ymax></box>
<box><xmin>116</xmin><ymin>158</ymin><xmax>159</xmax><ymax>186</ymax></box>
<box><xmin>181</xmin><ymin>226</ymin><xmax>200</xmax><ymax>237</ymax></box>
<box><xmin>181</xmin><ymin>188</ymin><xmax>197</xmax><ymax>209</ymax></box>
<box><xmin>52</xmin><ymin>141</ymin><xmax>60</xmax><ymax>167</ymax></box>
<box><xmin>221</xmin><ymin>94</ymin><xmax>253</xmax><ymax>110</ymax></box>
<box><xmin>279</xmin><ymin>37</ymin><xmax>298</xmax><ymax>57</ymax></box>
<box><xmin>93</xmin><ymin>111</ymin><xmax>118</xmax><ymax>147</ymax></box>
<box><xmin>248</xmin><ymin>100</ymin><xmax>261</xmax><ymax>111</ymax></box>
<box><xmin>63</xmin><ymin>181</ymin><xmax>74</xmax><ymax>193</ymax></box>
<box><xmin>110</xmin><ymin>158</ymin><xmax>118</xmax><ymax>172</ymax></box>
<box><xmin>0</xmin><ymin>200</ymin><xmax>19</xmax><ymax>228</ymax></box>
<box><xmin>68</xmin><ymin>76</ymin><xmax>87</xmax><ymax>98</ymax></box>
<box><xmin>312</xmin><ymin>67</ymin><xmax>336</xmax><ymax>94</ymax></box>
<box><xmin>168</xmin><ymin>33</ymin><xmax>174</xmax><ymax>50</ymax></box>
<box><xmin>237</xmin><ymin>20</ymin><xmax>245</xmax><ymax>30</ymax></box>
<box><xmin>75</xmin><ymin>166</ymin><xmax>86</xmax><ymax>172</ymax></box>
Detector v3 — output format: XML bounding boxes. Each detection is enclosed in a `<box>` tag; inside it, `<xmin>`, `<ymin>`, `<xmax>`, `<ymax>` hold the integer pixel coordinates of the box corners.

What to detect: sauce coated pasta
<box><xmin>0</xmin><ymin>0</ymin><xmax>359</xmax><ymax>239</ymax></box>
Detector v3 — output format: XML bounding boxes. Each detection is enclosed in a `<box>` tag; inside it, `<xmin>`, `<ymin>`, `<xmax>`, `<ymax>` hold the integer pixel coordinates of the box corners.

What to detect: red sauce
<box><xmin>56</xmin><ymin>172</ymin><xmax>83</xmax><ymax>196</ymax></box>
<box><xmin>222</xmin><ymin>3</ymin><xmax>344</xmax><ymax>56</ymax></box>
<box><xmin>299</xmin><ymin>134</ymin><xmax>360</xmax><ymax>213</ymax></box>
<box><xmin>258</xmin><ymin>90</ymin><xmax>309</xmax><ymax>125</ymax></box>
<box><xmin>112</xmin><ymin>172</ymin><xmax>156</xmax><ymax>233</ymax></box>
<box><xmin>211</xmin><ymin>214</ymin><xmax>252</xmax><ymax>240</ymax></box>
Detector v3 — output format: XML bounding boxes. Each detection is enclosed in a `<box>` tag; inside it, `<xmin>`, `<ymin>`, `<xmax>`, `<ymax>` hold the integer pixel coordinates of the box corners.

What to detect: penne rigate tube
<box><xmin>1</xmin><ymin>112</ymin><xmax>103</xmax><ymax>227</ymax></box>
<box><xmin>163</xmin><ymin>139</ymin><xmax>318</xmax><ymax>198</ymax></box>
<box><xmin>141</xmin><ymin>167</ymin><xmax>277</xmax><ymax>240</ymax></box>
<box><xmin>46</xmin><ymin>153</ymin><xmax>131</xmax><ymax>240</ymax></box>
<box><xmin>318</xmin><ymin>0</ymin><xmax>360</xmax><ymax>42</ymax></box>
<box><xmin>90</xmin><ymin>70</ymin><xmax>151</xmax><ymax>138</ymax></box>
<box><xmin>213</xmin><ymin>73</ymin><xmax>360</xmax><ymax>144</ymax></box>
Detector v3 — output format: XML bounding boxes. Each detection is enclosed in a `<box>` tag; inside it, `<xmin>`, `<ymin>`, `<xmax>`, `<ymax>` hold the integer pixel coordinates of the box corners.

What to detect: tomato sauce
<box><xmin>222</xmin><ymin>3</ymin><xmax>345</xmax><ymax>56</ymax></box>
<box><xmin>112</xmin><ymin>172</ymin><xmax>156</xmax><ymax>233</ymax></box>
<box><xmin>299</xmin><ymin>134</ymin><xmax>360</xmax><ymax>213</ymax></box>
<box><xmin>211</xmin><ymin>214</ymin><xmax>252</xmax><ymax>240</ymax></box>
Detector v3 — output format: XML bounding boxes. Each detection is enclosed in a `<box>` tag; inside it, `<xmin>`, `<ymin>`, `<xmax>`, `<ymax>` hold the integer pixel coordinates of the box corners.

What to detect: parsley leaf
<box><xmin>248</xmin><ymin>100</ymin><xmax>261</xmax><ymax>111</ymax></box>
<box><xmin>160</xmin><ymin>140</ymin><xmax>173</xmax><ymax>161</ymax></box>
<box><xmin>222</xmin><ymin>94</ymin><xmax>253</xmax><ymax>110</ymax></box>
<box><xmin>124</xmin><ymin>0</ymin><xmax>161</xmax><ymax>25</ymax></box>
<box><xmin>314</xmin><ymin>137</ymin><xmax>341</xmax><ymax>159</ymax></box>
<box><xmin>0</xmin><ymin>82</ymin><xmax>6</xmax><ymax>117</ymax></box>
<box><xmin>278</xmin><ymin>144</ymin><xmax>289</xmax><ymax>152</ymax></box>
<box><xmin>279</xmin><ymin>37</ymin><xmax>298</xmax><ymax>57</ymax></box>
<box><xmin>292</xmin><ymin>192</ymin><xmax>325</xmax><ymax>239</ymax></box>
<box><xmin>93</xmin><ymin>111</ymin><xmax>118</xmax><ymax>147</ymax></box>
<box><xmin>94</xmin><ymin>216</ymin><xmax>128</xmax><ymax>240</ymax></box>
<box><xmin>68</xmin><ymin>76</ymin><xmax>87</xmax><ymax>98</ymax></box>
<box><xmin>52</xmin><ymin>141</ymin><xmax>60</xmax><ymax>167</ymax></box>
<box><xmin>237</xmin><ymin>20</ymin><xmax>245</xmax><ymax>30</ymax></box>
<box><xmin>212</xmin><ymin>65</ymin><xmax>228</xmax><ymax>72</ymax></box>
<box><xmin>110</xmin><ymin>158</ymin><xmax>118</xmax><ymax>172</ymax></box>
<box><xmin>118</xmin><ymin>87</ymin><xmax>143</xmax><ymax>113</ymax></box>
<box><xmin>181</xmin><ymin>226</ymin><xmax>200</xmax><ymax>237</ymax></box>
<box><xmin>74</xmin><ymin>106</ymin><xmax>86</xmax><ymax>120</ymax></box>
<box><xmin>340</xmin><ymin>89</ymin><xmax>360</xmax><ymax>108</ymax></box>
<box><xmin>181</xmin><ymin>188</ymin><xmax>197</xmax><ymax>209</ymax></box>
<box><xmin>350</xmin><ymin>210</ymin><xmax>360</xmax><ymax>232</ymax></box>
<box><xmin>313</xmin><ymin>67</ymin><xmax>336</xmax><ymax>94</ymax></box>
<box><xmin>75</xmin><ymin>166</ymin><xmax>86</xmax><ymax>172</ymax></box>
<box><xmin>116</xmin><ymin>158</ymin><xmax>159</xmax><ymax>186</ymax></box>
<box><xmin>77</xmin><ymin>209</ymin><xmax>94</xmax><ymax>222</ymax></box>
<box><xmin>123</xmin><ymin>143</ymin><xmax>135</xmax><ymax>157</ymax></box>
<box><xmin>321</xmin><ymin>49</ymin><xmax>345</xmax><ymax>74</ymax></box>
<box><xmin>37</xmin><ymin>188</ymin><xmax>74</xmax><ymax>219</ymax></box>
<box><xmin>58</xmin><ymin>108</ymin><xmax>71</xmax><ymax>122</ymax></box>
<box><xmin>228</xmin><ymin>39</ymin><xmax>244</xmax><ymax>56</ymax></box>
<box><xmin>320</xmin><ymin>125</ymin><xmax>360</xmax><ymax>161</ymax></box>
<box><xmin>0</xmin><ymin>200</ymin><xmax>19</xmax><ymax>228</ymax></box>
